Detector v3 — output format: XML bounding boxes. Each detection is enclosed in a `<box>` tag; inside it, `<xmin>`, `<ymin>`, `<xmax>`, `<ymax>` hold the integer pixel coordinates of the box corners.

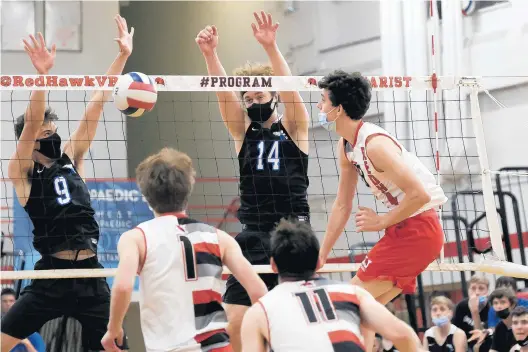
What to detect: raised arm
<box><xmin>241</xmin><ymin>303</ymin><xmax>269</xmax><ymax>352</ymax></box>
<box><xmin>319</xmin><ymin>138</ymin><xmax>358</xmax><ymax>266</ymax></box>
<box><xmin>356</xmin><ymin>286</ymin><xmax>423</xmax><ymax>351</ymax></box>
<box><xmin>196</xmin><ymin>26</ymin><xmax>246</xmax><ymax>142</ymax></box>
<box><xmin>251</xmin><ymin>11</ymin><xmax>309</xmax><ymax>148</ymax></box>
<box><xmin>8</xmin><ymin>33</ymin><xmax>56</xmax><ymax>204</ymax></box>
<box><xmin>217</xmin><ymin>230</ymin><xmax>268</xmax><ymax>303</ymax></box>
<box><xmin>63</xmin><ymin>15</ymin><xmax>133</xmax><ymax>175</ymax></box>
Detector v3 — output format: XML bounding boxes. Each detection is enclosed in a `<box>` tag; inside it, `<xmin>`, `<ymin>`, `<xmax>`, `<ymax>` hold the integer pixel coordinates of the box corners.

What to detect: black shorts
<box><xmin>223</xmin><ymin>226</ymin><xmax>278</xmax><ymax>306</ymax></box>
<box><xmin>1</xmin><ymin>255</ymin><xmax>129</xmax><ymax>351</ymax></box>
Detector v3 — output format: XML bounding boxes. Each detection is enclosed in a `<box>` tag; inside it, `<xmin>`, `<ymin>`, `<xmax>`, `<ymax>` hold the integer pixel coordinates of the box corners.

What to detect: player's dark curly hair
<box><xmin>14</xmin><ymin>107</ymin><xmax>59</xmax><ymax>140</ymax></box>
<box><xmin>318</xmin><ymin>70</ymin><xmax>372</xmax><ymax>120</ymax></box>
<box><xmin>270</xmin><ymin>219</ymin><xmax>319</xmax><ymax>280</ymax></box>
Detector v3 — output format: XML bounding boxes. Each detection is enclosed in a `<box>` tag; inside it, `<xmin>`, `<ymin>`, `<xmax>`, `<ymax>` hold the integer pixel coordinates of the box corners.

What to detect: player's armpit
<box><xmin>108</xmin><ymin>229</ymin><xmax>142</xmax><ymax>331</ymax></box>
<box><xmin>356</xmin><ymin>286</ymin><xmax>422</xmax><ymax>351</ymax></box>
<box><xmin>217</xmin><ymin>230</ymin><xmax>268</xmax><ymax>303</ymax></box>
<box><xmin>240</xmin><ymin>304</ymin><xmax>268</xmax><ymax>352</ymax></box>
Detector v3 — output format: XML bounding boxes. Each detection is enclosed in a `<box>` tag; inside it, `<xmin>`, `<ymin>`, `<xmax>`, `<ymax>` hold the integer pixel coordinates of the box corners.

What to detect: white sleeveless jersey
<box><xmin>259</xmin><ymin>278</ymin><xmax>366</xmax><ymax>352</ymax></box>
<box><xmin>136</xmin><ymin>215</ymin><xmax>228</xmax><ymax>352</ymax></box>
<box><xmin>344</xmin><ymin>121</ymin><xmax>447</xmax><ymax>215</ymax></box>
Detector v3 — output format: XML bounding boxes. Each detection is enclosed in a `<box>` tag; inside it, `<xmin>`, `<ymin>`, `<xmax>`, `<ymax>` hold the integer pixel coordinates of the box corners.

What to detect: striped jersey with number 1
<box><xmin>259</xmin><ymin>277</ymin><xmax>366</xmax><ymax>352</ymax></box>
<box><xmin>136</xmin><ymin>215</ymin><xmax>229</xmax><ymax>352</ymax></box>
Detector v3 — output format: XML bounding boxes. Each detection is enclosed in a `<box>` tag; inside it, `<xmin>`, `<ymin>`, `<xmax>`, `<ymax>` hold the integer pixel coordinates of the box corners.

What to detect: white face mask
<box><xmin>318</xmin><ymin>107</ymin><xmax>338</xmax><ymax>131</ymax></box>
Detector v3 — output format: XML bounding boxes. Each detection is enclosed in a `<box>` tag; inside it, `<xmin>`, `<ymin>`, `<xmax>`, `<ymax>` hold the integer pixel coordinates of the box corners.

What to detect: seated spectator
<box><xmin>509</xmin><ymin>306</ymin><xmax>528</xmax><ymax>352</ymax></box>
<box><xmin>423</xmin><ymin>296</ymin><xmax>467</xmax><ymax>351</ymax></box>
<box><xmin>489</xmin><ymin>277</ymin><xmax>528</xmax><ymax>329</ymax></box>
<box><xmin>1</xmin><ymin>288</ymin><xmax>16</xmax><ymax>318</ymax></box>
<box><xmin>452</xmin><ymin>274</ymin><xmax>491</xmax><ymax>350</ymax></box>
<box><xmin>0</xmin><ymin>288</ymin><xmax>45</xmax><ymax>352</ymax></box>
<box><xmin>476</xmin><ymin>287</ymin><xmax>518</xmax><ymax>352</ymax></box>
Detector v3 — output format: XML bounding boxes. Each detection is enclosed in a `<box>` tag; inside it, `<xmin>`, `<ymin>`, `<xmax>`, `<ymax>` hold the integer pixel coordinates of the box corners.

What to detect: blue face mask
<box><xmin>319</xmin><ymin>107</ymin><xmax>337</xmax><ymax>131</ymax></box>
<box><xmin>432</xmin><ymin>316</ymin><xmax>450</xmax><ymax>327</ymax></box>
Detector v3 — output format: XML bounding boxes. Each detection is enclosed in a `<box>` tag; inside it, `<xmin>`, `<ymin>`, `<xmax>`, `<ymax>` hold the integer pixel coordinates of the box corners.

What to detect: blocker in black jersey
<box><xmin>2</xmin><ymin>153</ymin><xmax>129</xmax><ymax>350</ymax></box>
<box><xmin>25</xmin><ymin>153</ymin><xmax>99</xmax><ymax>255</ymax></box>
<box><xmin>224</xmin><ymin>120</ymin><xmax>310</xmax><ymax>307</ymax></box>
<box><xmin>237</xmin><ymin>120</ymin><xmax>310</xmax><ymax>227</ymax></box>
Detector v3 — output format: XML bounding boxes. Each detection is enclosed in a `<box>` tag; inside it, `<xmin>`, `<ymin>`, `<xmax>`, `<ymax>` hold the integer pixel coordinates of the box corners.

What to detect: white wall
<box><xmin>1</xmin><ymin>1</ymin><xmax>124</xmax><ymax>246</ymax></box>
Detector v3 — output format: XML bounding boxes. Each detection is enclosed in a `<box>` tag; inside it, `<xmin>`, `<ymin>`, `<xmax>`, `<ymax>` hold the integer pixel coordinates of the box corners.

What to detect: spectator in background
<box><xmin>1</xmin><ymin>289</ymin><xmax>45</xmax><ymax>352</ymax></box>
<box><xmin>489</xmin><ymin>277</ymin><xmax>528</xmax><ymax>329</ymax></box>
<box><xmin>423</xmin><ymin>296</ymin><xmax>467</xmax><ymax>351</ymax></box>
<box><xmin>1</xmin><ymin>289</ymin><xmax>16</xmax><ymax>318</ymax></box>
<box><xmin>452</xmin><ymin>274</ymin><xmax>491</xmax><ymax>351</ymax></box>
<box><xmin>510</xmin><ymin>306</ymin><xmax>528</xmax><ymax>352</ymax></box>
<box><xmin>473</xmin><ymin>287</ymin><xmax>518</xmax><ymax>352</ymax></box>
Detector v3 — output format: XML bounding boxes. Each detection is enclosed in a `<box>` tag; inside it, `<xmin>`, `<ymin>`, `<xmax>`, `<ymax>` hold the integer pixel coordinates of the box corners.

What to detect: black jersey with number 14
<box><xmin>237</xmin><ymin>121</ymin><xmax>310</xmax><ymax>227</ymax></box>
<box><xmin>24</xmin><ymin>153</ymin><xmax>99</xmax><ymax>256</ymax></box>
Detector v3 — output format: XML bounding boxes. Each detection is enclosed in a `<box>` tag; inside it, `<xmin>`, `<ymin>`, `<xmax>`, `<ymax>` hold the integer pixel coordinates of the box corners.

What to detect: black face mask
<box><xmin>517</xmin><ymin>335</ymin><xmax>528</xmax><ymax>347</ymax></box>
<box><xmin>496</xmin><ymin>307</ymin><xmax>511</xmax><ymax>320</ymax></box>
<box><xmin>246</xmin><ymin>98</ymin><xmax>276</xmax><ymax>123</ymax></box>
<box><xmin>36</xmin><ymin>133</ymin><xmax>62</xmax><ymax>159</ymax></box>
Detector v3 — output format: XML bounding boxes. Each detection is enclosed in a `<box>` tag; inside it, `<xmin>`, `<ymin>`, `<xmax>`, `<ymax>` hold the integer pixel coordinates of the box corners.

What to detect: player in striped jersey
<box><xmin>101</xmin><ymin>148</ymin><xmax>268</xmax><ymax>352</ymax></box>
<box><xmin>240</xmin><ymin>219</ymin><xmax>423</xmax><ymax>352</ymax></box>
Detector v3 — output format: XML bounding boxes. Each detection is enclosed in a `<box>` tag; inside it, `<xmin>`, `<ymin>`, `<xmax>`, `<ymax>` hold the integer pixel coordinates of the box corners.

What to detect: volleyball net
<box><xmin>1</xmin><ymin>74</ymin><xmax>527</xmax><ymax>291</ymax></box>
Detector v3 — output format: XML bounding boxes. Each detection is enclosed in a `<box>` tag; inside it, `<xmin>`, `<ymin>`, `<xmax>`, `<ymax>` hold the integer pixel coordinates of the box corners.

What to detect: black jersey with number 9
<box><xmin>237</xmin><ymin>121</ymin><xmax>310</xmax><ymax>227</ymax></box>
<box><xmin>24</xmin><ymin>153</ymin><xmax>99</xmax><ymax>255</ymax></box>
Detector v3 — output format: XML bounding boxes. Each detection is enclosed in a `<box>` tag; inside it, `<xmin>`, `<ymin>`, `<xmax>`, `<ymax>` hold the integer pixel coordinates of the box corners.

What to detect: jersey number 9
<box><xmin>257</xmin><ymin>141</ymin><xmax>280</xmax><ymax>171</ymax></box>
<box><xmin>53</xmin><ymin>176</ymin><xmax>72</xmax><ymax>205</ymax></box>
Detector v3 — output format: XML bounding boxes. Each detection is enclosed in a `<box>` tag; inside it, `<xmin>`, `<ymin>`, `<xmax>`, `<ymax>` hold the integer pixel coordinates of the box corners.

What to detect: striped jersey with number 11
<box><xmin>136</xmin><ymin>215</ymin><xmax>229</xmax><ymax>352</ymax></box>
<box><xmin>259</xmin><ymin>277</ymin><xmax>367</xmax><ymax>352</ymax></box>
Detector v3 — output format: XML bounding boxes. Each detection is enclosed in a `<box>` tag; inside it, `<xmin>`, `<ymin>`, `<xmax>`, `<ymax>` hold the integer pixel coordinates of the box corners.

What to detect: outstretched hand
<box><xmin>251</xmin><ymin>11</ymin><xmax>279</xmax><ymax>47</ymax></box>
<box><xmin>114</xmin><ymin>14</ymin><xmax>134</xmax><ymax>56</ymax></box>
<box><xmin>22</xmin><ymin>33</ymin><xmax>56</xmax><ymax>75</ymax></box>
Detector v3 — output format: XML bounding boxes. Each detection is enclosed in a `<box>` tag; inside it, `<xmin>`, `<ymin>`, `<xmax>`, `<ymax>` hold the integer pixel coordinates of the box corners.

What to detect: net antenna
<box><xmin>1</xmin><ymin>73</ymin><xmax>527</xmax><ymax>281</ymax></box>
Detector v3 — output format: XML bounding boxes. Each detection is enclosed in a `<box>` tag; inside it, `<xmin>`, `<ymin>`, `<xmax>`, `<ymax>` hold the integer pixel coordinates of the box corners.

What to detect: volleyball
<box><xmin>113</xmin><ymin>72</ymin><xmax>158</xmax><ymax>117</ymax></box>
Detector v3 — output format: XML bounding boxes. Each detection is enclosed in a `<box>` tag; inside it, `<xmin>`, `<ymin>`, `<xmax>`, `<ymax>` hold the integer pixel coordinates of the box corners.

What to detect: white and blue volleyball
<box><xmin>113</xmin><ymin>72</ymin><xmax>157</xmax><ymax>117</ymax></box>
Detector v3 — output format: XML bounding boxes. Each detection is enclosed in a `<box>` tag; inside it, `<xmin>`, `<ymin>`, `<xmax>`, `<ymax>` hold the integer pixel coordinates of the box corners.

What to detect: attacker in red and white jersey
<box><xmin>101</xmin><ymin>148</ymin><xmax>268</xmax><ymax>352</ymax></box>
<box><xmin>241</xmin><ymin>219</ymin><xmax>423</xmax><ymax>352</ymax></box>
<box><xmin>317</xmin><ymin>71</ymin><xmax>447</xmax><ymax>303</ymax></box>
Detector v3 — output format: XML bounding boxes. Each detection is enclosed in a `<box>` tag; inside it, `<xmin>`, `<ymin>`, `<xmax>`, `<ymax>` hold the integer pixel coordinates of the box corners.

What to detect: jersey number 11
<box><xmin>257</xmin><ymin>141</ymin><xmax>280</xmax><ymax>171</ymax></box>
<box><xmin>295</xmin><ymin>289</ymin><xmax>337</xmax><ymax>324</ymax></box>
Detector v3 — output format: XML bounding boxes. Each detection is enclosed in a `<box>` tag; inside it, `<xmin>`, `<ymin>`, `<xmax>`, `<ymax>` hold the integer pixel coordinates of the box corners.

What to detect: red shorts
<box><xmin>356</xmin><ymin>209</ymin><xmax>444</xmax><ymax>294</ymax></box>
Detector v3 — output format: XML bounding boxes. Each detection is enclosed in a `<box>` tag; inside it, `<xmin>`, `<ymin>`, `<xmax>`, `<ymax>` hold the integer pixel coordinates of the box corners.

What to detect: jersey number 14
<box><xmin>257</xmin><ymin>141</ymin><xmax>280</xmax><ymax>171</ymax></box>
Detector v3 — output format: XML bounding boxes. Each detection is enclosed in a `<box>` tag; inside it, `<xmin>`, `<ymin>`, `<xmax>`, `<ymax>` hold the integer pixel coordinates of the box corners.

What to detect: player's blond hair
<box><xmin>233</xmin><ymin>62</ymin><xmax>274</xmax><ymax>77</ymax></box>
<box><xmin>430</xmin><ymin>296</ymin><xmax>455</xmax><ymax>311</ymax></box>
<box><xmin>469</xmin><ymin>274</ymin><xmax>490</xmax><ymax>288</ymax></box>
